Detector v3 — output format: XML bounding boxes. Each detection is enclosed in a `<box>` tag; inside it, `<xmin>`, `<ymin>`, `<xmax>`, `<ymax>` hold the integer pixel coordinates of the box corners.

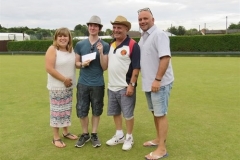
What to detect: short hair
<box><xmin>137</xmin><ymin>7</ymin><xmax>153</xmax><ymax>16</ymax></box>
<box><xmin>87</xmin><ymin>23</ymin><xmax>102</xmax><ymax>31</ymax></box>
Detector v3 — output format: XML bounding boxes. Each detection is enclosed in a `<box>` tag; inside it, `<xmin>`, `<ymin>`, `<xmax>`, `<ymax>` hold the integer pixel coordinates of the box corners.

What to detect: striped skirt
<box><xmin>49</xmin><ymin>88</ymin><xmax>73</xmax><ymax>127</ymax></box>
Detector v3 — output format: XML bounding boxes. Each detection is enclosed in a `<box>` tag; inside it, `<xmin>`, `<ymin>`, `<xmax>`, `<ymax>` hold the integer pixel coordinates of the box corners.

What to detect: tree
<box><xmin>35</xmin><ymin>30</ymin><xmax>43</xmax><ymax>40</ymax></box>
<box><xmin>34</xmin><ymin>29</ymin><xmax>51</xmax><ymax>40</ymax></box>
<box><xmin>228</xmin><ymin>22</ymin><xmax>240</xmax><ymax>29</ymax></box>
<box><xmin>40</xmin><ymin>29</ymin><xmax>51</xmax><ymax>38</ymax></box>
<box><xmin>105</xmin><ymin>29</ymin><xmax>112</xmax><ymax>35</ymax></box>
<box><xmin>185</xmin><ymin>28</ymin><xmax>201</xmax><ymax>35</ymax></box>
<box><xmin>177</xmin><ymin>26</ymin><xmax>186</xmax><ymax>35</ymax></box>
<box><xmin>73</xmin><ymin>24</ymin><xmax>88</xmax><ymax>36</ymax></box>
<box><xmin>73</xmin><ymin>30</ymin><xmax>83</xmax><ymax>37</ymax></box>
<box><xmin>81</xmin><ymin>25</ymin><xmax>88</xmax><ymax>36</ymax></box>
<box><xmin>0</xmin><ymin>25</ymin><xmax>7</xmax><ymax>32</ymax></box>
<box><xmin>8</xmin><ymin>26</ymin><xmax>29</xmax><ymax>33</ymax></box>
<box><xmin>74</xmin><ymin>24</ymin><xmax>83</xmax><ymax>31</ymax></box>
<box><xmin>0</xmin><ymin>24</ymin><xmax>109</xmax><ymax>39</ymax></box>
<box><xmin>25</xmin><ymin>29</ymin><xmax>35</xmax><ymax>35</ymax></box>
<box><xmin>99</xmin><ymin>31</ymin><xmax>104</xmax><ymax>36</ymax></box>
<box><xmin>167</xmin><ymin>25</ymin><xmax>187</xmax><ymax>35</ymax></box>
<box><xmin>167</xmin><ymin>26</ymin><xmax>178</xmax><ymax>35</ymax></box>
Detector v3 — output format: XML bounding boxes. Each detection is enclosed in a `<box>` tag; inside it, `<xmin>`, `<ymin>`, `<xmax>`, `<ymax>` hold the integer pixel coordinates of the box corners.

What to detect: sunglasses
<box><xmin>90</xmin><ymin>45</ymin><xmax>94</xmax><ymax>53</ymax></box>
<box><xmin>137</xmin><ymin>7</ymin><xmax>153</xmax><ymax>15</ymax></box>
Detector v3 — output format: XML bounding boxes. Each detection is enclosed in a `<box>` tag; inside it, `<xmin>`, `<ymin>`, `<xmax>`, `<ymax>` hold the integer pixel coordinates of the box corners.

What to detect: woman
<box><xmin>45</xmin><ymin>27</ymin><xmax>78</xmax><ymax>148</ymax></box>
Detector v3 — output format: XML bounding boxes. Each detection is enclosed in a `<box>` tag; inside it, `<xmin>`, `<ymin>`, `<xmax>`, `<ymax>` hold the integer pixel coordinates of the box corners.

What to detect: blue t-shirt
<box><xmin>74</xmin><ymin>38</ymin><xmax>109</xmax><ymax>86</ymax></box>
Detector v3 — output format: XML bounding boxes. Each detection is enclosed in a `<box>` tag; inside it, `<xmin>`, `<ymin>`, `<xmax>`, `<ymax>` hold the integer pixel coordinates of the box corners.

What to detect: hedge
<box><xmin>7</xmin><ymin>34</ymin><xmax>240</xmax><ymax>52</ymax></box>
<box><xmin>170</xmin><ymin>34</ymin><xmax>240</xmax><ymax>51</ymax></box>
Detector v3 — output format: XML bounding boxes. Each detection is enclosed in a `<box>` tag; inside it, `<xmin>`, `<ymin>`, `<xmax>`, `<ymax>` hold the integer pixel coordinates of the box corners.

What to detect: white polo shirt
<box><xmin>108</xmin><ymin>36</ymin><xmax>141</xmax><ymax>91</ymax></box>
<box><xmin>139</xmin><ymin>25</ymin><xmax>174</xmax><ymax>92</ymax></box>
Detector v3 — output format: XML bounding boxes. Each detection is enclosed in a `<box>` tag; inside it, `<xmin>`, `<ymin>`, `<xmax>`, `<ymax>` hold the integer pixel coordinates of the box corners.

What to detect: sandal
<box><xmin>62</xmin><ymin>133</ymin><xmax>78</xmax><ymax>140</ymax></box>
<box><xmin>145</xmin><ymin>152</ymin><xmax>168</xmax><ymax>160</ymax></box>
<box><xmin>52</xmin><ymin>139</ymin><xmax>66</xmax><ymax>148</ymax></box>
<box><xmin>143</xmin><ymin>141</ymin><xmax>158</xmax><ymax>147</ymax></box>
<box><xmin>143</xmin><ymin>139</ymin><xmax>166</xmax><ymax>147</ymax></box>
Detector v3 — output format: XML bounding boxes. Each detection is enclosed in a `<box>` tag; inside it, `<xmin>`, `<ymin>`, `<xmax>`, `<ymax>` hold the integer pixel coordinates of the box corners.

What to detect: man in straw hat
<box><xmin>74</xmin><ymin>15</ymin><xmax>109</xmax><ymax>148</ymax></box>
<box><xmin>106</xmin><ymin>15</ymin><xmax>140</xmax><ymax>151</ymax></box>
<box><xmin>138</xmin><ymin>7</ymin><xmax>174</xmax><ymax>159</ymax></box>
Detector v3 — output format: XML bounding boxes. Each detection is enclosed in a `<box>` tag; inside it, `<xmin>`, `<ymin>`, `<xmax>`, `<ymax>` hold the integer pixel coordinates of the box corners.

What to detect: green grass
<box><xmin>0</xmin><ymin>56</ymin><xmax>239</xmax><ymax>160</ymax></box>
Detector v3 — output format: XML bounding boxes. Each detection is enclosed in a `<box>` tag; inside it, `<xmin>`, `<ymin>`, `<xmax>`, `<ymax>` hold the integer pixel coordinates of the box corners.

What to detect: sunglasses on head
<box><xmin>137</xmin><ymin>7</ymin><xmax>153</xmax><ymax>15</ymax></box>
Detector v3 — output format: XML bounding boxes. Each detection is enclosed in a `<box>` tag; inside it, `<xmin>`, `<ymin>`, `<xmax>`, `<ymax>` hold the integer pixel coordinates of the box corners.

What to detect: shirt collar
<box><xmin>111</xmin><ymin>35</ymin><xmax>130</xmax><ymax>52</ymax></box>
<box><xmin>112</xmin><ymin>35</ymin><xmax>130</xmax><ymax>44</ymax></box>
<box><xmin>141</xmin><ymin>24</ymin><xmax>156</xmax><ymax>36</ymax></box>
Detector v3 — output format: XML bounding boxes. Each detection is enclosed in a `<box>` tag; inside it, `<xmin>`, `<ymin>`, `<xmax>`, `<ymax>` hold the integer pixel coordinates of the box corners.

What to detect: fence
<box><xmin>0</xmin><ymin>40</ymin><xmax>11</xmax><ymax>52</ymax></box>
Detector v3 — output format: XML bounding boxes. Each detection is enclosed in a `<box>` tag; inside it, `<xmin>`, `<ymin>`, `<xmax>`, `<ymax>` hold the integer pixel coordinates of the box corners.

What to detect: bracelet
<box><xmin>63</xmin><ymin>78</ymin><xmax>67</xmax><ymax>83</ymax></box>
<box><xmin>155</xmin><ymin>78</ymin><xmax>161</xmax><ymax>81</ymax></box>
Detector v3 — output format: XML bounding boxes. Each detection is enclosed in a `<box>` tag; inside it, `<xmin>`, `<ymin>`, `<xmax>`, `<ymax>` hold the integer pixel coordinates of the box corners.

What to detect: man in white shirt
<box><xmin>138</xmin><ymin>8</ymin><xmax>174</xmax><ymax>160</ymax></box>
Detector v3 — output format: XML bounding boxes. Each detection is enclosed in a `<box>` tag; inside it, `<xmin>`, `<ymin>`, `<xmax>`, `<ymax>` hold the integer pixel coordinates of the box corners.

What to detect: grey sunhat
<box><xmin>86</xmin><ymin>15</ymin><xmax>103</xmax><ymax>27</ymax></box>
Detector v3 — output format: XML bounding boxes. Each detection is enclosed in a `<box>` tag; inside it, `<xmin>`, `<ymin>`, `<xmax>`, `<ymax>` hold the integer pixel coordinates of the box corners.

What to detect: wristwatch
<box><xmin>129</xmin><ymin>82</ymin><xmax>135</xmax><ymax>87</ymax></box>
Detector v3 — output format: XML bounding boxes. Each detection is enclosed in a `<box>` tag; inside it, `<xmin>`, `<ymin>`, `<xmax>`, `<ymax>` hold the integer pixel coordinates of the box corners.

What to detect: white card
<box><xmin>82</xmin><ymin>52</ymin><xmax>96</xmax><ymax>62</ymax></box>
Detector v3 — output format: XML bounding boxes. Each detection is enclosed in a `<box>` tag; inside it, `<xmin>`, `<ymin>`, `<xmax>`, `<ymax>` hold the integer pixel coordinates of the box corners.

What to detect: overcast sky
<box><xmin>0</xmin><ymin>0</ymin><xmax>239</xmax><ymax>31</ymax></box>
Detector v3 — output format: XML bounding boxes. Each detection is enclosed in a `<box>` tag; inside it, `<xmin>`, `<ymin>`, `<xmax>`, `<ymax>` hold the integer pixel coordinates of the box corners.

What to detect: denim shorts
<box><xmin>107</xmin><ymin>88</ymin><xmax>136</xmax><ymax>119</ymax></box>
<box><xmin>145</xmin><ymin>82</ymin><xmax>173</xmax><ymax>117</ymax></box>
<box><xmin>76</xmin><ymin>84</ymin><xmax>105</xmax><ymax>118</ymax></box>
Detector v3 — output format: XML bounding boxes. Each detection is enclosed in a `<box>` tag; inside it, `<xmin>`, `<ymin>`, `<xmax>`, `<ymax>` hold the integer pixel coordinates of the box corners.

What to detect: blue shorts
<box><xmin>107</xmin><ymin>88</ymin><xmax>136</xmax><ymax>119</ymax></box>
<box><xmin>76</xmin><ymin>84</ymin><xmax>105</xmax><ymax>118</ymax></box>
<box><xmin>145</xmin><ymin>82</ymin><xmax>173</xmax><ymax>117</ymax></box>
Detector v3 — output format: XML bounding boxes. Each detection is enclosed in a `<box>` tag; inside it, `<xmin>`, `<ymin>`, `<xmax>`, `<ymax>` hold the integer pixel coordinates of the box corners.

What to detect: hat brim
<box><xmin>110</xmin><ymin>21</ymin><xmax>131</xmax><ymax>31</ymax></box>
<box><xmin>86</xmin><ymin>22</ymin><xmax>103</xmax><ymax>27</ymax></box>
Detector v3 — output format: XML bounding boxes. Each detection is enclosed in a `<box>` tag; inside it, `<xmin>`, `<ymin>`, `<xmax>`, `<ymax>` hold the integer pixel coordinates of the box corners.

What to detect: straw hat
<box><xmin>111</xmin><ymin>15</ymin><xmax>131</xmax><ymax>31</ymax></box>
<box><xmin>87</xmin><ymin>15</ymin><xmax>103</xmax><ymax>27</ymax></box>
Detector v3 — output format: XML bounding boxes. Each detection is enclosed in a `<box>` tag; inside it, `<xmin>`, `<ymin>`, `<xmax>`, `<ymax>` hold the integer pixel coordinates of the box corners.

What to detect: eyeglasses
<box><xmin>90</xmin><ymin>45</ymin><xmax>94</xmax><ymax>53</ymax></box>
<box><xmin>137</xmin><ymin>7</ymin><xmax>153</xmax><ymax>15</ymax></box>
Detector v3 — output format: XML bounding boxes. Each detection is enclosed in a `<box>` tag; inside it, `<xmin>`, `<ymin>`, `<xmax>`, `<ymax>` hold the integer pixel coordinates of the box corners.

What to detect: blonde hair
<box><xmin>53</xmin><ymin>27</ymin><xmax>73</xmax><ymax>53</ymax></box>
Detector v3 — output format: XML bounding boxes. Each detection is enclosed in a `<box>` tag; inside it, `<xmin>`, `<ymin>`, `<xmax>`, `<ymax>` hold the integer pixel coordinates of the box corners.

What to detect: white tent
<box><xmin>73</xmin><ymin>35</ymin><xmax>112</xmax><ymax>40</ymax></box>
<box><xmin>164</xmin><ymin>31</ymin><xmax>176</xmax><ymax>37</ymax></box>
<box><xmin>139</xmin><ymin>30</ymin><xmax>175</xmax><ymax>37</ymax></box>
<box><xmin>0</xmin><ymin>33</ymin><xmax>30</xmax><ymax>41</ymax></box>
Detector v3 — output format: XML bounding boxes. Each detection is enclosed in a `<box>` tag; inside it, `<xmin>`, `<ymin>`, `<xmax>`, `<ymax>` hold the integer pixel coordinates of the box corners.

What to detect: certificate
<box><xmin>82</xmin><ymin>52</ymin><xmax>96</xmax><ymax>62</ymax></box>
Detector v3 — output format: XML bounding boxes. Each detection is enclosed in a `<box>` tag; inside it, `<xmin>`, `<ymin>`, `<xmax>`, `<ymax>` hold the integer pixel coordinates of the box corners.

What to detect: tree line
<box><xmin>0</xmin><ymin>24</ymin><xmax>112</xmax><ymax>40</ymax></box>
<box><xmin>167</xmin><ymin>22</ymin><xmax>240</xmax><ymax>36</ymax></box>
<box><xmin>0</xmin><ymin>22</ymin><xmax>239</xmax><ymax>40</ymax></box>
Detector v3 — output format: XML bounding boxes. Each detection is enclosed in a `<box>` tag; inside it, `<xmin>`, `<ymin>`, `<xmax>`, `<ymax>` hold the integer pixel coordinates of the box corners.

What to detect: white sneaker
<box><xmin>122</xmin><ymin>137</ymin><xmax>134</xmax><ymax>151</ymax></box>
<box><xmin>106</xmin><ymin>135</ymin><xmax>125</xmax><ymax>146</ymax></box>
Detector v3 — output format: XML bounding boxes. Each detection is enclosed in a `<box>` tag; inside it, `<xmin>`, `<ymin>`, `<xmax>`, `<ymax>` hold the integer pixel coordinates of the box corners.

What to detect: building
<box><xmin>201</xmin><ymin>29</ymin><xmax>240</xmax><ymax>35</ymax></box>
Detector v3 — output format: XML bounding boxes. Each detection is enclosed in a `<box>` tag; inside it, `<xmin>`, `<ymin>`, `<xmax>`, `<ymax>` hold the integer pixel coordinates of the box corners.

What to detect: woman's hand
<box><xmin>63</xmin><ymin>78</ymin><xmax>72</xmax><ymax>87</ymax></box>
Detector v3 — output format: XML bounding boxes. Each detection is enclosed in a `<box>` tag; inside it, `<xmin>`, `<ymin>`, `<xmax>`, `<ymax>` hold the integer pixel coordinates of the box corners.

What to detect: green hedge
<box><xmin>7</xmin><ymin>40</ymin><xmax>52</xmax><ymax>52</ymax></box>
<box><xmin>170</xmin><ymin>34</ymin><xmax>240</xmax><ymax>51</ymax></box>
<box><xmin>7</xmin><ymin>39</ymin><xmax>113</xmax><ymax>52</ymax></box>
<box><xmin>7</xmin><ymin>34</ymin><xmax>240</xmax><ymax>52</ymax></box>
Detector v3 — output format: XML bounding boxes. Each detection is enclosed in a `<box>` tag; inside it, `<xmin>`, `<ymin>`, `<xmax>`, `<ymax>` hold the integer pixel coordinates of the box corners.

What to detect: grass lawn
<box><xmin>0</xmin><ymin>55</ymin><xmax>239</xmax><ymax>160</ymax></box>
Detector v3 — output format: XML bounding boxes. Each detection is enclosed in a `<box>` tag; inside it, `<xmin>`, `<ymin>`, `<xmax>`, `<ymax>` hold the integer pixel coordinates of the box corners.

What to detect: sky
<box><xmin>0</xmin><ymin>0</ymin><xmax>240</xmax><ymax>32</ymax></box>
